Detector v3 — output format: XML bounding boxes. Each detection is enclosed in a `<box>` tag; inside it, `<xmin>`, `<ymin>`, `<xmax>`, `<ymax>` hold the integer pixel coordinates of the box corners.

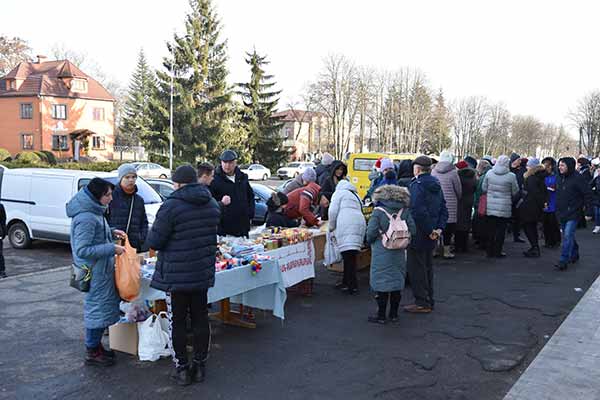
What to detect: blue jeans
<box><xmin>560</xmin><ymin>220</ymin><xmax>579</xmax><ymax>264</ymax></box>
<box><xmin>85</xmin><ymin>328</ymin><xmax>105</xmax><ymax>349</ymax></box>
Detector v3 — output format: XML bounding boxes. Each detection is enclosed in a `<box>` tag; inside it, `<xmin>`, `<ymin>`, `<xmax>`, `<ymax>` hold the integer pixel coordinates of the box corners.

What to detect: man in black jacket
<box><xmin>209</xmin><ymin>150</ymin><xmax>255</xmax><ymax>237</ymax></box>
<box><xmin>555</xmin><ymin>157</ymin><xmax>593</xmax><ymax>271</ymax></box>
<box><xmin>148</xmin><ymin>165</ymin><xmax>221</xmax><ymax>386</ymax></box>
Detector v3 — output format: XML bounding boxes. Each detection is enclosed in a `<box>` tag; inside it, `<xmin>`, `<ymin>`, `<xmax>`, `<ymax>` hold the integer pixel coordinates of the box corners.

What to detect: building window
<box><xmin>71</xmin><ymin>78</ymin><xmax>87</xmax><ymax>93</ymax></box>
<box><xmin>51</xmin><ymin>104</ymin><xmax>67</xmax><ymax>120</ymax></box>
<box><xmin>9</xmin><ymin>80</ymin><xmax>16</xmax><ymax>90</ymax></box>
<box><xmin>93</xmin><ymin>108</ymin><xmax>105</xmax><ymax>121</ymax></box>
<box><xmin>92</xmin><ymin>136</ymin><xmax>106</xmax><ymax>150</ymax></box>
<box><xmin>52</xmin><ymin>135</ymin><xmax>69</xmax><ymax>151</ymax></box>
<box><xmin>21</xmin><ymin>134</ymin><xmax>34</xmax><ymax>150</ymax></box>
<box><xmin>284</xmin><ymin>127</ymin><xmax>293</xmax><ymax>139</ymax></box>
<box><xmin>20</xmin><ymin>103</ymin><xmax>33</xmax><ymax>119</ymax></box>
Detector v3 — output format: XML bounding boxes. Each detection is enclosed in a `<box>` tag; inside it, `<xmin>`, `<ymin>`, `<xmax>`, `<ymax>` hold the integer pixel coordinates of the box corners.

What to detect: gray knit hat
<box><xmin>118</xmin><ymin>163</ymin><xmax>137</xmax><ymax>181</ymax></box>
<box><xmin>321</xmin><ymin>152</ymin><xmax>334</xmax><ymax>166</ymax></box>
<box><xmin>302</xmin><ymin>167</ymin><xmax>317</xmax><ymax>183</ymax></box>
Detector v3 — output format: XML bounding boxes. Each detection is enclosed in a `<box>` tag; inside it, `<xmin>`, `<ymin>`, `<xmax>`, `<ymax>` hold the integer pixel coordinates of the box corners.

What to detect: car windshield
<box><xmin>240</xmin><ymin>164</ymin><xmax>250</xmax><ymax>169</ymax></box>
<box><xmin>251</xmin><ymin>184</ymin><xmax>274</xmax><ymax>200</ymax></box>
<box><xmin>288</xmin><ymin>163</ymin><xmax>300</xmax><ymax>168</ymax></box>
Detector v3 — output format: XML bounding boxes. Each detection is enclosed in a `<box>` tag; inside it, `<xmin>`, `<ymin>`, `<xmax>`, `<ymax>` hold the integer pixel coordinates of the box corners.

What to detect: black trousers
<box><xmin>376</xmin><ymin>291</ymin><xmax>401</xmax><ymax>319</ymax></box>
<box><xmin>487</xmin><ymin>216</ymin><xmax>509</xmax><ymax>257</ymax></box>
<box><xmin>407</xmin><ymin>248</ymin><xmax>434</xmax><ymax>308</ymax></box>
<box><xmin>166</xmin><ymin>290</ymin><xmax>210</xmax><ymax>369</ymax></box>
<box><xmin>473</xmin><ymin>214</ymin><xmax>489</xmax><ymax>249</ymax></box>
<box><xmin>0</xmin><ymin>243</ymin><xmax>5</xmax><ymax>275</ymax></box>
<box><xmin>523</xmin><ymin>222</ymin><xmax>539</xmax><ymax>248</ymax></box>
<box><xmin>511</xmin><ymin>209</ymin><xmax>522</xmax><ymax>240</ymax></box>
<box><xmin>443</xmin><ymin>223</ymin><xmax>456</xmax><ymax>246</ymax></box>
<box><xmin>455</xmin><ymin>230</ymin><xmax>469</xmax><ymax>252</ymax></box>
<box><xmin>342</xmin><ymin>250</ymin><xmax>358</xmax><ymax>290</ymax></box>
<box><xmin>543</xmin><ymin>212</ymin><xmax>561</xmax><ymax>247</ymax></box>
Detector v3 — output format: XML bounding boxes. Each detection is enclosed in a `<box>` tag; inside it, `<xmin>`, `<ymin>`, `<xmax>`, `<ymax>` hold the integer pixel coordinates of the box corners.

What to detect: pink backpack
<box><xmin>375</xmin><ymin>207</ymin><xmax>411</xmax><ymax>250</ymax></box>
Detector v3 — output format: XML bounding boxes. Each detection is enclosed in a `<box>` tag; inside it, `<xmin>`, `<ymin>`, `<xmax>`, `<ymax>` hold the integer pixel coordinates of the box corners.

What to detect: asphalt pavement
<box><xmin>1</xmin><ymin>230</ymin><xmax>599</xmax><ymax>400</ymax></box>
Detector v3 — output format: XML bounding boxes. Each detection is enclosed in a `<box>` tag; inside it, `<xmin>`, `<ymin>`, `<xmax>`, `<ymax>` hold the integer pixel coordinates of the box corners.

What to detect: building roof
<box><xmin>273</xmin><ymin>109</ymin><xmax>326</xmax><ymax>123</ymax></box>
<box><xmin>0</xmin><ymin>60</ymin><xmax>114</xmax><ymax>101</ymax></box>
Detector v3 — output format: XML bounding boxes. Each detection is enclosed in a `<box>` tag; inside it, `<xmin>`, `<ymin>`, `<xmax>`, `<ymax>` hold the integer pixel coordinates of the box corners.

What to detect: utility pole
<box><xmin>169</xmin><ymin>45</ymin><xmax>174</xmax><ymax>171</ymax></box>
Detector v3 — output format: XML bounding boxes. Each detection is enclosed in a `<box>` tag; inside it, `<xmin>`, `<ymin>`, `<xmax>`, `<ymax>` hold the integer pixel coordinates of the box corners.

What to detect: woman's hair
<box><xmin>87</xmin><ymin>178</ymin><xmax>115</xmax><ymax>201</ymax></box>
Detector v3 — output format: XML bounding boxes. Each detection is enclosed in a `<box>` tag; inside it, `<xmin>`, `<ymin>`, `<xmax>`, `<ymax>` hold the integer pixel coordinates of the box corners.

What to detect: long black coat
<box><xmin>107</xmin><ymin>186</ymin><xmax>148</xmax><ymax>252</ymax></box>
<box><xmin>518</xmin><ymin>165</ymin><xmax>548</xmax><ymax>223</ymax></box>
<box><xmin>210</xmin><ymin>167</ymin><xmax>255</xmax><ymax>237</ymax></box>
<box><xmin>556</xmin><ymin>158</ymin><xmax>593</xmax><ymax>223</ymax></box>
<box><xmin>148</xmin><ymin>184</ymin><xmax>221</xmax><ymax>292</ymax></box>
<box><xmin>456</xmin><ymin>168</ymin><xmax>477</xmax><ymax>231</ymax></box>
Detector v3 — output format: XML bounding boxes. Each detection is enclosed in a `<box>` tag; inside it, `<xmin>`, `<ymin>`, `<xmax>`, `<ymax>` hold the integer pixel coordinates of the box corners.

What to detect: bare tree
<box><xmin>483</xmin><ymin>103</ymin><xmax>511</xmax><ymax>156</ymax></box>
<box><xmin>570</xmin><ymin>91</ymin><xmax>600</xmax><ymax>156</ymax></box>
<box><xmin>451</xmin><ymin>97</ymin><xmax>489</xmax><ymax>157</ymax></box>
<box><xmin>0</xmin><ymin>36</ymin><xmax>32</xmax><ymax>75</ymax></box>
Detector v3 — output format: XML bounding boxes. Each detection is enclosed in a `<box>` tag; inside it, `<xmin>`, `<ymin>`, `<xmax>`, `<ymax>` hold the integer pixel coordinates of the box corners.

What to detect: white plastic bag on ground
<box><xmin>324</xmin><ymin>231</ymin><xmax>342</xmax><ymax>265</ymax></box>
<box><xmin>137</xmin><ymin>312</ymin><xmax>171</xmax><ymax>361</ymax></box>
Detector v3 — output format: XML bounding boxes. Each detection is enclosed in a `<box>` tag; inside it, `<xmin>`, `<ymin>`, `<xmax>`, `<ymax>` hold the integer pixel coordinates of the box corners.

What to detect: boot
<box><xmin>85</xmin><ymin>347</ymin><xmax>114</xmax><ymax>367</ymax></box>
<box><xmin>170</xmin><ymin>365</ymin><xmax>192</xmax><ymax>386</ymax></box>
<box><xmin>98</xmin><ymin>343</ymin><xmax>115</xmax><ymax>359</ymax></box>
<box><xmin>554</xmin><ymin>262</ymin><xmax>568</xmax><ymax>271</ymax></box>
<box><xmin>443</xmin><ymin>246</ymin><xmax>455</xmax><ymax>259</ymax></box>
<box><xmin>190</xmin><ymin>360</ymin><xmax>206</xmax><ymax>383</ymax></box>
<box><xmin>524</xmin><ymin>246</ymin><xmax>540</xmax><ymax>258</ymax></box>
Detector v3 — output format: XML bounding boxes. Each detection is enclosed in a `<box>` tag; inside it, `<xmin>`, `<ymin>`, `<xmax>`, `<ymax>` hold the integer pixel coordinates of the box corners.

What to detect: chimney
<box><xmin>36</xmin><ymin>55</ymin><xmax>47</xmax><ymax>64</ymax></box>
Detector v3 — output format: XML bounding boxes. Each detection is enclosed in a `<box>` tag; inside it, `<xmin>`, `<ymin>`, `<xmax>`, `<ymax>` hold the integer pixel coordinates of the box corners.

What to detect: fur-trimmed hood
<box><xmin>524</xmin><ymin>164</ymin><xmax>547</xmax><ymax>179</ymax></box>
<box><xmin>372</xmin><ymin>184</ymin><xmax>410</xmax><ymax>206</ymax></box>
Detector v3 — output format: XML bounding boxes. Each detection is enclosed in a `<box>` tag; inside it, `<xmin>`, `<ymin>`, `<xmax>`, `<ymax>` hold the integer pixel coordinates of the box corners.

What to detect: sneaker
<box><xmin>403</xmin><ymin>304</ymin><xmax>433</xmax><ymax>314</ymax></box>
<box><xmin>523</xmin><ymin>247</ymin><xmax>540</xmax><ymax>258</ymax></box>
<box><xmin>346</xmin><ymin>288</ymin><xmax>360</xmax><ymax>296</ymax></box>
<box><xmin>368</xmin><ymin>315</ymin><xmax>386</xmax><ymax>325</ymax></box>
<box><xmin>514</xmin><ymin>237</ymin><xmax>526</xmax><ymax>243</ymax></box>
<box><xmin>334</xmin><ymin>281</ymin><xmax>347</xmax><ymax>290</ymax></box>
<box><xmin>593</xmin><ymin>226</ymin><xmax>600</xmax><ymax>234</ymax></box>
<box><xmin>388</xmin><ymin>315</ymin><xmax>399</xmax><ymax>323</ymax></box>
<box><xmin>190</xmin><ymin>361</ymin><xmax>206</xmax><ymax>383</ymax></box>
<box><xmin>170</xmin><ymin>366</ymin><xmax>192</xmax><ymax>386</ymax></box>
<box><xmin>554</xmin><ymin>262</ymin><xmax>568</xmax><ymax>271</ymax></box>
<box><xmin>85</xmin><ymin>347</ymin><xmax>114</xmax><ymax>367</ymax></box>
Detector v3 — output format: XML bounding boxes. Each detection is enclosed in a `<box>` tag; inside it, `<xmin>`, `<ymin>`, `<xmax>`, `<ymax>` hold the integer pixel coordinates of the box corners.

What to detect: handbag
<box><xmin>69</xmin><ymin>264</ymin><xmax>91</xmax><ymax>292</ymax></box>
<box><xmin>477</xmin><ymin>194</ymin><xmax>487</xmax><ymax>217</ymax></box>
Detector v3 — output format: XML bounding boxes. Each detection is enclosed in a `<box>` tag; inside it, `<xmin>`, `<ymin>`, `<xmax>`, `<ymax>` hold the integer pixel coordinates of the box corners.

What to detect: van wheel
<box><xmin>159</xmin><ymin>174</ymin><xmax>167</xmax><ymax>179</ymax></box>
<box><xmin>263</xmin><ymin>174</ymin><xmax>268</xmax><ymax>181</ymax></box>
<box><xmin>8</xmin><ymin>222</ymin><xmax>32</xmax><ymax>249</ymax></box>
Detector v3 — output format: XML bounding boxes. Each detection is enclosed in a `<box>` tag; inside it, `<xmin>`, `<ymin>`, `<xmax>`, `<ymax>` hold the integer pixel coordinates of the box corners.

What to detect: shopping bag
<box><xmin>324</xmin><ymin>231</ymin><xmax>342</xmax><ymax>265</ymax></box>
<box><xmin>115</xmin><ymin>235</ymin><xmax>141</xmax><ymax>302</ymax></box>
<box><xmin>477</xmin><ymin>194</ymin><xmax>487</xmax><ymax>217</ymax></box>
<box><xmin>137</xmin><ymin>312</ymin><xmax>171</xmax><ymax>361</ymax></box>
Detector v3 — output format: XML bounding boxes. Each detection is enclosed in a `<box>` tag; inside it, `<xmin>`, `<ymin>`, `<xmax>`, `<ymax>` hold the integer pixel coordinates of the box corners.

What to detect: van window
<box><xmin>353</xmin><ymin>158</ymin><xmax>377</xmax><ymax>172</ymax></box>
<box><xmin>77</xmin><ymin>177</ymin><xmax>162</xmax><ymax>205</ymax></box>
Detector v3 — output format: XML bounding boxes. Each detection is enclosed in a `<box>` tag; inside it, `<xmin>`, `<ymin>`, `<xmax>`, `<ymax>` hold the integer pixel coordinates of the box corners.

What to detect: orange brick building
<box><xmin>0</xmin><ymin>57</ymin><xmax>115</xmax><ymax>160</ymax></box>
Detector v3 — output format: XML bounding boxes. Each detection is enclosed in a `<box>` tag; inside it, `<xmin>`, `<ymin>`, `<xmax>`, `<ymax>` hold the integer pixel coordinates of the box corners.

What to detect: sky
<box><xmin>4</xmin><ymin>0</ymin><xmax>599</xmax><ymax>137</ymax></box>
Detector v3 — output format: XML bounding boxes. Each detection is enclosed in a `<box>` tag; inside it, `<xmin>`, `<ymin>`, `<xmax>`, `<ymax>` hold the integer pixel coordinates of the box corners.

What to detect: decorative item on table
<box><xmin>250</xmin><ymin>260</ymin><xmax>262</xmax><ymax>275</ymax></box>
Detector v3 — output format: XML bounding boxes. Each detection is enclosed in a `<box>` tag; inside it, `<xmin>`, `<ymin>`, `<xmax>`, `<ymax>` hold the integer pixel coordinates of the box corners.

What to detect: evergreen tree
<box><xmin>122</xmin><ymin>49</ymin><xmax>157</xmax><ymax>147</ymax></box>
<box><xmin>237</xmin><ymin>49</ymin><xmax>285</xmax><ymax>170</ymax></box>
<box><xmin>428</xmin><ymin>89</ymin><xmax>452</xmax><ymax>154</ymax></box>
<box><xmin>151</xmin><ymin>0</ymin><xmax>232</xmax><ymax>163</ymax></box>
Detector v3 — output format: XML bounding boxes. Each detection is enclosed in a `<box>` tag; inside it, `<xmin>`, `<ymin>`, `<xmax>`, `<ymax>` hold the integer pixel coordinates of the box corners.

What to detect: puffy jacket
<box><xmin>282</xmin><ymin>174</ymin><xmax>304</xmax><ymax>195</ymax></box>
<box><xmin>456</xmin><ymin>168</ymin><xmax>477</xmax><ymax>231</ymax></box>
<box><xmin>284</xmin><ymin>182</ymin><xmax>321</xmax><ymax>227</ymax></box>
<box><xmin>483</xmin><ymin>161</ymin><xmax>519</xmax><ymax>218</ymax></box>
<box><xmin>409</xmin><ymin>173</ymin><xmax>448</xmax><ymax>251</ymax></box>
<box><xmin>544</xmin><ymin>174</ymin><xmax>558</xmax><ymax>213</ymax></box>
<box><xmin>518</xmin><ymin>165</ymin><xmax>548</xmax><ymax>223</ymax></box>
<box><xmin>556</xmin><ymin>157</ymin><xmax>593</xmax><ymax>223</ymax></box>
<box><xmin>148</xmin><ymin>184</ymin><xmax>221</xmax><ymax>292</ymax></box>
<box><xmin>328</xmin><ymin>180</ymin><xmax>366</xmax><ymax>252</ymax></box>
<box><xmin>210</xmin><ymin>167</ymin><xmax>255</xmax><ymax>237</ymax></box>
<box><xmin>66</xmin><ymin>188</ymin><xmax>119</xmax><ymax>329</ymax></box>
<box><xmin>432</xmin><ymin>161</ymin><xmax>462</xmax><ymax>224</ymax></box>
<box><xmin>107</xmin><ymin>185</ymin><xmax>148</xmax><ymax>252</ymax></box>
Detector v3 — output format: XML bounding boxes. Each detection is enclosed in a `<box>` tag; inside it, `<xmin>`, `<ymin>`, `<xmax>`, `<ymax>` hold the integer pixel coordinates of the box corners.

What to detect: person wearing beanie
<box><xmin>464</xmin><ymin>156</ymin><xmax>478</xmax><ymax>170</ymax></box>
<box><xmin>509</xmin><ymin>153</ymin><xmax>526</xmax><ymax>243</ymax></box>
<box><xmin>284</xmin><ymin>180</ymin><xmax>323</xmax><ymax>227</ymax></box>
<box><xmin>147</xmin><ymin>164</ymin><xmax>221</xmax><ymax>385</ymax></box>
<box><xmin>482</xmin><ymin>156</ymin><xmax>494</xmax><ymax>166</ymax></box>
<box><xmin>108</xmin><ymin>163</ymin><xmax>148</xmax><ymax>252</ymax></box>
<box><xmin>541</xmin><ymin>157</ymin><xmax>561</xmax><ymax>247</ymax></box>
<box><xmin>266</xmin><ymin>192</ymin><xmax>299</xmax><ymax>228</ymax></box>
<box><xmin>455</xmin><ymin>160</ymin><xmax>469</xmax><ymax>170</ymax></box>
<box><xmin>281</xmin><ymin>166</ymin><xmax>317</xmax><ymax>195</ymax></box>
<box><xmin>320</xmin><ymin>161</ymin><xmax>348</xmax><ymax>220</ymax></box>
<box><xmin>455</xmin><ymin>160</ymin><xmax>477</xmax><ymax>253</ymax></box>
<box><xmin>316</xmin><ymin>152</ymin><xmax>334</xmax><ymax>186</ymax></box>
<box><xmin>518</xmin><ymin>158</ymin><xmax>548</xmax><ymax>258</ymax></box>
<box><xmin>209</xmin><ymin>150</ymin><xmax>255</xmax><ymax>237</ymax></box>
<box><xmin>365</xmin><ymin>158</ymin><xmax>397</xmax><ymax>200</ymax></box>
<box><xmin>432</xmin><ymin>151</ymin><xmax>461</xmax><ymax>259</ymax></box>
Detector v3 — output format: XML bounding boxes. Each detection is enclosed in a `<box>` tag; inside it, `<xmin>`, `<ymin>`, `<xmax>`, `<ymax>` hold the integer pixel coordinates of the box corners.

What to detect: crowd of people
<box><xmin>65</xmin><ymin>147</ymin><xmax>598</xmax><ymax>385</ymax></box>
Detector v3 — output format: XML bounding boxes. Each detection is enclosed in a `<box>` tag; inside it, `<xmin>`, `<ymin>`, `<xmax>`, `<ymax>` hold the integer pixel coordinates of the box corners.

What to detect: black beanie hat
<box><xmin>172</xmin><ymin>164</ymin><xmax>197</xmax><ymax>184</ymax></box>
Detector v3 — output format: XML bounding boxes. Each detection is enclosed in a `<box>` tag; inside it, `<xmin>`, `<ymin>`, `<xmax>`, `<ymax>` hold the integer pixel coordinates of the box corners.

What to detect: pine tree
<box><xmin>122</xmin><ymin>49</ymin><xmax>157</xmax><ymax>147</ymax></box>
<box><xmin>151</xmin><ymin>0</ymin><xmax>232</xmax><ymax>163</ymax></box>
<box><xmin>237</xmin><ymin>49</ymin><xmax>285</xmax><ymax>170</ymax></box>
<box><xmin>428</xmin><ymin>89</ymin><xmax>452</xmax><ymax>154</ymax></box>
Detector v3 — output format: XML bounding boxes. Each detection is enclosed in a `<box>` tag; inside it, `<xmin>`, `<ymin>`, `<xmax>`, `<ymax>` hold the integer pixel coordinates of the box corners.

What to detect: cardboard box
<box><xmin>312</xmin><ymin>234</ymin><xmax>326</xmax><ymax>262</ymax></box>
<box><xmin>109</xmin><ymin>323</ymin><xmax>138</xmax><ymax>356</ymax></box>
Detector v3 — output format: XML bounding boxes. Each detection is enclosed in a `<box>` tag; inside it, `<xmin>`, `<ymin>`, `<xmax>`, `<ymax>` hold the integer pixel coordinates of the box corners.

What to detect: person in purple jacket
<box><xmin>542</xmin><ymin>157</ymin><xmax>561</xmax><ymax>248</ymax></box>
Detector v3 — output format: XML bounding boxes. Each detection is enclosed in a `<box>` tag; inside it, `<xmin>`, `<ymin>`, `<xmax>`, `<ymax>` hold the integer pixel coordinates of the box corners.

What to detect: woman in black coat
<box><xmin>519</xmin><ymin>160</ymin><xmax>548</xmax><ymax>257</ymax></box>
<box><xmin>455</xmin><ymin>162</ymin><xmax>477</xmax><ymax>253</ymax></box>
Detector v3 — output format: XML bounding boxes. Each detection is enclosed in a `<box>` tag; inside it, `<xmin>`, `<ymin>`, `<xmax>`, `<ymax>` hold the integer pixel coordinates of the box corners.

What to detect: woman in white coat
<box><xmin>328</xmin><ymin>179</ymin><xmax>367</xmax><ymax>295</ymax></box>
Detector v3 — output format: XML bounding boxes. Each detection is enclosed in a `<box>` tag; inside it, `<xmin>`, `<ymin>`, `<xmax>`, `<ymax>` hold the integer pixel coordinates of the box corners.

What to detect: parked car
<box><xmin>145</xmin><ymin>178</ymin><xmax>175</xmax><ymax>200</ymax></box>
<box><xmin>250</xmin><ymin>183</ymin><xmax>275</xmax><ymax>225</ymax></box>
<box><xmin>132</xmin><ymin>162</ymin><xmax>171</xmax><ymax>179</ymax></box>
<box><xmin>0</xmin><ymin>168</ymin><xmax>162</xmax><ymax>249</ymax></box>
<box><xmin>240</xmin><ymin>164</ymin><xmax>272</xmax><ymax>181</ymax></box>
<box><xmin>276</xmin><ymin>162</ymin><xmax>315</xmax><ymax>180</ymax></box>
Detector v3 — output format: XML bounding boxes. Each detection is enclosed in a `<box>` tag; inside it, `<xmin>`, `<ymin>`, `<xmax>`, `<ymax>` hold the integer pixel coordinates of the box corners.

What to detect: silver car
<box><xmin>132</xmin><ymin>162</ymin><xmax>171</xmax><ymax>179</ymax></box>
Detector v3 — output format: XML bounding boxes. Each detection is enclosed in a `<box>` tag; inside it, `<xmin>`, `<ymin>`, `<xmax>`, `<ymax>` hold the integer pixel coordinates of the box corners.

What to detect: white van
<box><xmin>0</xmin><ymin>168</ymin><xmax>162</xmax><ymax>249</ymax></box>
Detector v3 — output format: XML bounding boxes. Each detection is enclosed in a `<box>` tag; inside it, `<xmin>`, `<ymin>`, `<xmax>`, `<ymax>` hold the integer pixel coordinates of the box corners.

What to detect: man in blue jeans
<box><xmin>555</xmin><ymin>157</ymin><xmax>592</xmax><ymax>271</ymax></box>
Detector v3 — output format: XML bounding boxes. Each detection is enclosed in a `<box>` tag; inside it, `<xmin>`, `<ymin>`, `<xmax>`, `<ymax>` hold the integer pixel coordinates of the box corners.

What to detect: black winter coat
<box><xmin>107</xmin><ymin>186</ymin><xmax>148</xmax><ymax>252</ymax></box>
<box><xmin>320</xmin><ymin>160</ymin><xmax>347</xmax><ymax>201</ymax></box>
<box><xmin>591</xmin><ymin>175</ymin><xmax>600</xmax><ymax>208</ymax></box>
<box><xmin>0</xmin><ymin>203</ymin><xmax>6</xmax><ymax>239</ymax></box>
<box><xmin>148</xmin><ymin>184</ymin><xmax>221</xmax><ymax>292</ymax></box>
<box><xmin>456</xmin><ymin>168</ymin><xmax>477</xmax><ymax>231</ymax></box>
<box><xmin>316</xmin><ymin>164</ymin><xmax>330</xmax><ymax>187</ymax></box>
<box><xmin>518</xmin><ymin>165</ymin><xmax>548</xmax><ymax>223</ymax></box>
<box><xmin>210</xmin><ymin>167</ymin><xmax>255</xmax><ymax>237</ymax></box>
<box><xmin>396</xmin><ymin>159</ymin><xmax>414</xmax><ymax>188</ymax></box>
<box><xmin>556</xmin><ymin>158</ymin><xmax>593</xmax><ymax>223</ymax></box>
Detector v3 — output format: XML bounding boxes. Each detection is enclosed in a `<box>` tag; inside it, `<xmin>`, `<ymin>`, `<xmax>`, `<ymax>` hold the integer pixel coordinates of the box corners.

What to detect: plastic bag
<box><xmin>137</xmin><ymin>312</ymin><xmax>171</xmax><ymax>361</ymax></box>
<box><xmin>115</xmin><ymin>235</ymin><xmax>141</xmax><ymax>302</ymax></box>
<box><xmin>324</xmin><ymin>231</ymin><xmax>342</xmax><ymax>265</ymax></box>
